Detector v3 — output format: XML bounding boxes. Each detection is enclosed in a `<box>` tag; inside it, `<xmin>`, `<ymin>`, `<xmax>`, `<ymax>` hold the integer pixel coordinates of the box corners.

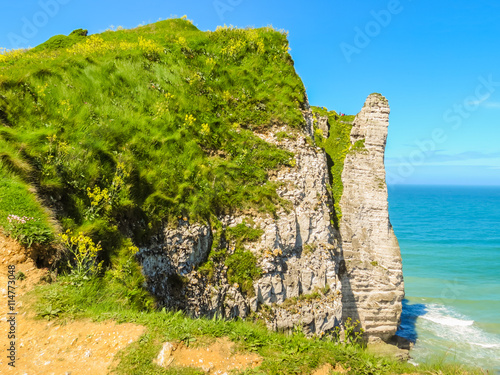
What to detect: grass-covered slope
<box><xmin>310</xmin><ymin>106</ymin><xmax>356</xmax><ymax>225</ymax></box>
<box><xmin>0</xmin><ymin>19</ymin><xmax>305</xmax><ymax>252</ymax></box>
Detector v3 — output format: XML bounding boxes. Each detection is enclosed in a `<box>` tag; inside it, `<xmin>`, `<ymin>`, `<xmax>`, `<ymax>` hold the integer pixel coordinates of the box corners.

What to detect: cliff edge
<box><xmin>339</xmin><ymin>93</ymin><xmax>405</xmax><ymax>342</ymax></box>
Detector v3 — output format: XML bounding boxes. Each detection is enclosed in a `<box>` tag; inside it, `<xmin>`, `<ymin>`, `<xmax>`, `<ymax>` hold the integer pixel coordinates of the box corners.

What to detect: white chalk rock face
<box><xmin>339</xmin><ymin>93</ymin><xmax>405</xmax><ymax>342</ymax></box>
<box><xmin>137</xmin><ymin>100</ymin><xmax>343</xmax><ymax>335</ymax></box>
<box><xmin>244</xmin><ymin>107</ymin><xmax>342</xmax><ymax>333</ymax></box>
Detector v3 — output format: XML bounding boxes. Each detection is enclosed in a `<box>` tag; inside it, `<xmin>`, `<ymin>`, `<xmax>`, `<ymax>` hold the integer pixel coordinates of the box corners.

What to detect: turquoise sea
<box><xmin>388</xmin><ymin>185</ymin><xmax>500</xmax><ymax>373</ymax></box>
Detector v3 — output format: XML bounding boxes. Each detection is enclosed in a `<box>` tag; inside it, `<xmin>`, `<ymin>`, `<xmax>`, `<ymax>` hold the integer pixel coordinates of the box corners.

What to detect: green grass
<box><xmin>0</xmin><ymin>19</ymin><xmax>304</xmax><ymax>254</ymax></box>
<box><xmin>0</xmin><ymin>168</ymin><xmax>53</xmax><ymax>246</ymax></box>
<box><xmin>311</xmin><ymin>106</ymin><xmax>356</xmax><ymax>226</ymax></box>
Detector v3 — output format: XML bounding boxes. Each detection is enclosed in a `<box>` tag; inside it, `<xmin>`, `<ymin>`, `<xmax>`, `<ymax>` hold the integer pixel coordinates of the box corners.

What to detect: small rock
<box><xmin>154</xmin><ymin>342</ymin><xmax>175</xmax><ymax>367</ymax></box>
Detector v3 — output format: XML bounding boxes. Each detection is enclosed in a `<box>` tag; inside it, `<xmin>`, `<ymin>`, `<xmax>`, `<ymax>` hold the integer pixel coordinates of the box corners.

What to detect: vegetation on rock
<box><xmin>0</xmin><ymin>19</ymin><xmax>304</xmax><ymax>263</ymax></box>
<box><xmin>311</xmin><ymin>106</ymin><xmax>356</xmax><ymax>225</ymax></box>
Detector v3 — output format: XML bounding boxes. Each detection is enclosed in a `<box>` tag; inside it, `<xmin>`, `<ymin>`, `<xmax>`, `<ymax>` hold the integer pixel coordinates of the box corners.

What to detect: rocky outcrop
<box><xmin>316</xmin><ymin>114</ymin><xmax>329</xmax><ymax>138</ymax></box>
<box><xmin>138</xmin><ymin>93</ymin><xmax>404</xmax><ymax>342</ymax></box>
<box><xmin>138</xmin><ymin>101</ymin><xmax>343</xmax><ymax>335</ymax></box>
<box><xmin>243</xmin><ymin>116</ymin><xmax>342</xmax><ymax>334</ymax></box>
<box><xmin>137</xmin><ymin>222</ymin><xmax>213</xmax><ymax>307</ymax></box>
<box><xmin>339</xmin><ymin>93</ymin><xmax>405</xmax><ymax>342</ymax></box>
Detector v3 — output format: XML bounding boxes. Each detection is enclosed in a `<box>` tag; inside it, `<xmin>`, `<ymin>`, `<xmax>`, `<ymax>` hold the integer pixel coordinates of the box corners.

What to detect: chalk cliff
<box><xmin>138</xmin><ymin>93</ymin><xmax>404</xmax><ymax>342</ymax></box>
<box><xmin>339</xmin><ymin>93</ymin><xmax>405</xmax><ymax>342</ymax></box>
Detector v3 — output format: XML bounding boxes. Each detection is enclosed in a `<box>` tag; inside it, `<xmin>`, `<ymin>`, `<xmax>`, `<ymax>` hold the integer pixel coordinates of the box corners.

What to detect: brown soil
<box><xmin>154</xmin><ymin>337</ymin><xmax>262</xmax><ymax>374</ymax></box>
<box><xmin>0</xmin><ymin>317</ymin><xmax>145</xmax><ymax>374</ymax></box>
<box><xmin>0</xmin><ymin>233</ymin><xmax>145</xmax><ymax>374</ymax></box>
<box><xmin>311</xmin><ymin>362</ymin><xmax>349</xmax><ymax>375</ymax></box>
<box><xmin>312</xmin><ymin>363</ymin><xmax>334</xmax><ymax>375</ymax></box>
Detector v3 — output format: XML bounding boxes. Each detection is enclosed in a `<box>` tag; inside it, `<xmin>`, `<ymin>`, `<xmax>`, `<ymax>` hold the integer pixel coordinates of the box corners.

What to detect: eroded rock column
<box><xmin>339</xmin><ymin>93</ymin><xmax>405</xmax><ymax>342</ymax></box>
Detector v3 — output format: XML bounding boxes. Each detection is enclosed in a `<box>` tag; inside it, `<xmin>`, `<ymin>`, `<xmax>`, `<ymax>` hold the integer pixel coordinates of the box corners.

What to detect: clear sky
<box><xmin>1</xmin><ymin>0</ymin><xmax>499</xmax><ymax>185</ymax></box>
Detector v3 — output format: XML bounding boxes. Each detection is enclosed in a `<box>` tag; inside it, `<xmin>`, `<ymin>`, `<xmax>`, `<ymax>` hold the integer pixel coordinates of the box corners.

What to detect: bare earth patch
<box><xmin>0</xmin><ymin>233</ymin><xmax>145</xmax><ymax>374</ymax></box>
<box><xmin>0</xmin><ymin>318</ymin><xmax>145</xmax><ymax>374</ymax></box>
<box><xmin>155</xmin><ymin>337</ymin><xmax>262</xmax><ymax>374</ymax></box>
<box><xmin>312</xmin><ymin>363</ymin><xmax>334</xmax><ymax>375</ymax></box>
<box><xmin>311</xmin><ymin>362</ymin><xmax>349</xmax><ymax>375</ymax></box>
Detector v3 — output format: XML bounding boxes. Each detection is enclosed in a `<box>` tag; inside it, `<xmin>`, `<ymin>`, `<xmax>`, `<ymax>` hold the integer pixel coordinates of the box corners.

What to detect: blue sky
<box><xmin>1</xmin><ymin>0</ymin><xmax>499</xmax><ymax>185</ymax></box>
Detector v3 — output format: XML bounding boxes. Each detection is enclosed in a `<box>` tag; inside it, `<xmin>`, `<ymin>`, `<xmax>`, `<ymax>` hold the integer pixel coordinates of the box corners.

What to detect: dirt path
<box><xmin>0</xmin><ymin>233</ymin><xmax>145</xmax><ymax>375</ymax></box>
<box><xmin>154</xmin><ymin>337</ymin><xmax>262</xmax><ymax>374</ymax></box>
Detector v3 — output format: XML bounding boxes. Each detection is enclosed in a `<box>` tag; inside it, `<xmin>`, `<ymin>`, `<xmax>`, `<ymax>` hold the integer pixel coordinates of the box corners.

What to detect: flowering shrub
<box><xmin>85</xmin><ymin>186</ymin><xmax>109</xmax><ymax>220</ymax></box>
<box><xmin>184</xmin><ymin>114</ymin><xmax>196</xmax><ymax>127</ymax></box>
<box><xmin>55</xmin><ymin>99</ymin><xmax>72</xmax><ymax>120</ymax></box>
<box><xmin>344</xmin><ymin>317</ymin><xmax>365</xmax><ymax>344</ymax></box>
<box><xmin>59</xmin><ymin>230</ymin><xmax>102</xmax><ymax>278</ymax></box>
<box><xmin>246</xmin><ymin>29</ymin><xmax>265</xmax><ymax>54</ymax></box>
<box><xmin>36</xmin><ymin>83</ymin><xmax>50</xmax><ymax>99</ymax></box>
<box><xmin>67</xmin><ymin>35</ymin><xmax>108</xmax><ymax>55</ymax></box>
<box><xmin>109</xmin><ymin>161</ymin><xmax>130</xmax><ymax>206</ymax></box>
<box><xmin>138</xmin><ymin>36</ymin><xmax>163</xmax><ymax>60</ymax></box>
<box><xmin>84</xmin><ymin>162</ymin><xmax>129</xmax><ymax>220</ymax></box>
<box><xmin>314</xmin><ymin>127</ymin><xmax>324</xmax><ymax>140</ymax></box>
<box><xmin>200</xmin><ymin>123</ymin><xmax>210</xmax><ymax>136</ymax></box>
<box><xmin>221</xmin><ymin>90</ymin><xmax>231</xmax><ymax>102</ymax></box>
<box><xmin>206</xmin><ymin>57</ymin><xmax>216</xmax><ymax>68</ymax></box>
<box><xmin>5</xmin><ymin>214</ymin><xmax>52</xmax><ymax>247</ymax></box>
<box><xmin>153</xmin><ymin>93</ymin><xmax>175</xmax><ymax>119</ymax></box>
<box><xmin>118</xmin><ymin>41</ymin><xmax>136</xmax><ymax>51</ymax></box>
<box><xmin>42</xmin><ymin>134</ymin><xmax>69</xmax><ymax>178</ymax></box>
<box><xmin>7</xmin><ymin>214</ymin><xmax>34</xmax><ymax>225</ymax></box>
<box><xmin>154</xmin><ymin>102</ymin><xmax>169</xmax><ymax>119</ymax></box>
<box><xmin>214</xmin><ymin>26</ymin><xmax>267</xmax><ymax>59</ymax></box>
<box><xmin>176</xmin><ymin>36</ymin><xmax>188</xmax><ymax>49</ymax></box>
<box><xmin>221</xmin><ymin>38</ymin><xmax>246</xmax><ymax>59</ymax></box>
<box><xmin>0</xmin><ymin>48</ymin><xmax>27</xmax><ymax>63</ymax></box>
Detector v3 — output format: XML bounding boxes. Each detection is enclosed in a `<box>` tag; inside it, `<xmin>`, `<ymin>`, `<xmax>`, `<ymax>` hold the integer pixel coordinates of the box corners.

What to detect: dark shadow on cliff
<box><xmin>324</xmin><ymin>151</ymin><xmax>340</xmax><ymax>229</ymax></box>
<box><xmin>322</xmin><ymin>130</ymin><xmax>361</xmax><ymax>332</ymax></box>
<box><xmin>337</xmin><ymin>237</ymin><xmax>362</xmax><ymax>335</ymax></box>
<box><xmin>293</xmin><ymin>214</ymin><xmax>303</xmax><ymax>253</ymax></box>
<box><xmin>395</xmin><ymin>299</ymin><xmax>426</xmax><ymax>343</ymax></box>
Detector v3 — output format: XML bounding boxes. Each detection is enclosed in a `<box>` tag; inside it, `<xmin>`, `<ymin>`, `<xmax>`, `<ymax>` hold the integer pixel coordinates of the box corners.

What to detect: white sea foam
<box><xmin>417</xmin><ymin>304</ymin><xmax>475</xmax><ymax>328</ymax></box>
<box><xmin>408</xmin><ymin>302</ymin><xmax>500</xmax><ymax>370</ymax></box>
<box><xmin>421</xmin><ymin>313</ymin><xmax>474</xmax><ymax>327</ymax></box>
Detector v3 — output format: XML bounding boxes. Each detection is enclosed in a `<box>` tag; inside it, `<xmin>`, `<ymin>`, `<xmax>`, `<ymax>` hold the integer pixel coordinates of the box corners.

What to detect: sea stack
<box><xmin>339</xmin><ymin>93</ymin><xmax>405</xmax><ymax>342</ymax></box>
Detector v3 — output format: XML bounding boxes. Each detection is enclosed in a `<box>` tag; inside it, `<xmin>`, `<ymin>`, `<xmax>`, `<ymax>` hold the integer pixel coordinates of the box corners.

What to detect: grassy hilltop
<box><xmin>0</xmin><ymin>18</ymin><xmax>305</xmax><ymax>249</ymax></box>
<box><xmin>0</xmin><ymin>19</ymin><xmax>482</xmax><ymax>374</ymax></box>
